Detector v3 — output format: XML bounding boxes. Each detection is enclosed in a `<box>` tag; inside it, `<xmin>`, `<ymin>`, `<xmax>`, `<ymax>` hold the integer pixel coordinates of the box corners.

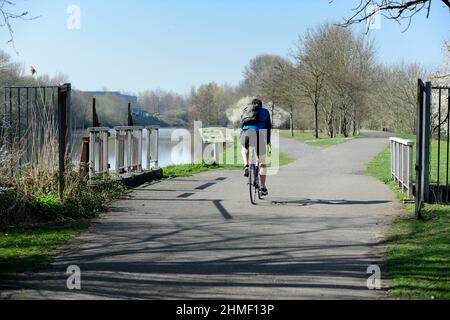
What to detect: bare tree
<box><xmin>333</xmin><ymin>0</ymin><xmax>450</xmax><ymax>31</ymax></box>
<box><xmin>0</xmin><ymin>0</ymin><xmax>39</xmax><ymax>51</ymax></box>
<box><xmin>294</xmin><ymin>26</ymin><xmax>330</xmax><ymax>139</ymax></box>
<box><xmin>241</xmin><ymin>54</ymin><xmax>285</xmax><ymax>126</ymax></box>
<box><xmin>294</xmin><ymin>24</ymin><xmax>377</xmax><ymax>138</ymax></box>
<box><xmin>260</xmin><ymin>58</ymin><xmax>298</xmax><ymax>135</ymax></box>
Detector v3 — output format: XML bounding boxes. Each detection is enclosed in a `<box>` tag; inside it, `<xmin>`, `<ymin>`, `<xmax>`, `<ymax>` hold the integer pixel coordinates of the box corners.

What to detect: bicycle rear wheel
<box><xmin>249</xmin><ymin>164</ymin><xmax>258</xmax><ymax>205</ymax></box>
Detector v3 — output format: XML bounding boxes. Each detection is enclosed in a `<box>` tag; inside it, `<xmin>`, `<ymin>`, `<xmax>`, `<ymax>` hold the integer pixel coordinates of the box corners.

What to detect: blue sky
<box><xmin>1</xmin><ymin>0</ymin><xmax>448</xmax><ymax>94</ymax></box>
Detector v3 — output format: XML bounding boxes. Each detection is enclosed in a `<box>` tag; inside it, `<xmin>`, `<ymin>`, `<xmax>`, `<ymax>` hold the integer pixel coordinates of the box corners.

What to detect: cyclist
<box><xmin>240</xmin><ymin>98</ymin><xmax>272</xmax><ymax>197</ymax></box>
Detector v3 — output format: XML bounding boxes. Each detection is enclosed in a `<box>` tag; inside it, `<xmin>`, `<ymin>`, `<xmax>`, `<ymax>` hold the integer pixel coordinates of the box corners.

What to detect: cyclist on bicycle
<box><xmin>240</xmin><ymin>98</ymin><xmax>272</xmax><ymax>196</ymax></box>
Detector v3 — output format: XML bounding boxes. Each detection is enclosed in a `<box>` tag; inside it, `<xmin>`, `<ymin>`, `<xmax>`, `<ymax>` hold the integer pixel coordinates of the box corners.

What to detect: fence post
<box><xmin>390</xmin><ymin>139</ymin><xmax>394</xmax><ymax>179</ymax></box>
<box><xmin>146</xmin><ymin>126</ymin><xmax>160</xmax><ymax>170</ymax></box>
<box><xmin>115</xmin><ymin>130</ymin><xmax>123</xmax><ymax>174</ymax></box>
<box><xmin>89</xmin><ymin>129</ymin><xmax>95</xmax><ymax>178</ymax></box>
<box><xmin>408</xmin><ymin>144</ymin><xmax>414</xmax><ymax>199</ymax></box>
<box><xmin>102</xmin><ymin>130</ymin><xmax>109</xmax><ymax>174</ymax></box>
<box><xmin>127</xmin><ymin>130</ymin><xmax>132</xmax><ymax>173</ymax></box>
<box><xmin>155</xmin><ymin>127</ymin><xmax>159</xmax><ymax>168</ymax></box>
<box><xmin>416</xmin><ymin>79</ymin><xmax>425</xmax><ymax>219</ymax></box>
<box><xmin>57</xmin><ymin>85</ymin><xmax>69</xmax><ymax>200</ymax></box>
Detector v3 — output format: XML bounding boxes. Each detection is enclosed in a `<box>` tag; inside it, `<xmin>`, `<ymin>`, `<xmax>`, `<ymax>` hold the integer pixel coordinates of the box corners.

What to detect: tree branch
<box><xmin>332</xmin><ymin>0</ymin><xmax>450</xmax><ymax>32</ymax></box>
<box><xmin>0</xmin><ymin>0</ymin><xmax>40</xmax><ymax>52</ymax></box>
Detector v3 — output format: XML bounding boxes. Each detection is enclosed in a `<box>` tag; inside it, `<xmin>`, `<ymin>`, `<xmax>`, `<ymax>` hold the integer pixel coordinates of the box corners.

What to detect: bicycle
<box><xmin>248</xmin><ymin>145</ymin><xmax>271</xmax><ymax>205</ymax></box>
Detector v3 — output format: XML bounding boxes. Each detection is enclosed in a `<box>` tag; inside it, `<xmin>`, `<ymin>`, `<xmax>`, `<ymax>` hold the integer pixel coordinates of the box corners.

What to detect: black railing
<box><xmin>430</xmin><ymin>85</ymin><xmax>450</xmax><ymax>204</ymax></box>
<box><xmin>1</xmin><ymin>84</ymin><xmax>72</xmax><ymax>198</ymax></box>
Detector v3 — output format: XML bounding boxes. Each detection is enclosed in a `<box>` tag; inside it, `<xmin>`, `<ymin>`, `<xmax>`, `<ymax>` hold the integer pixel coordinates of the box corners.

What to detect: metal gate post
<box><xmin>57</xmin><ymin>85</ymin><xmax>67</xmax><ymax>200</ymax></box>
<box><xmin>423</xmin><ymin>82</ymin><xmax>432</xmax><ymax>203</ymax></box>
<box><xmin>66</xmin><ymin>84</ymin><xmax>72</xmax><ymax>153</ymax></box>
<box><xmin>415</xmin><ymin>79</ymin><xmax>424</xmax><ymax>219</ymax></box>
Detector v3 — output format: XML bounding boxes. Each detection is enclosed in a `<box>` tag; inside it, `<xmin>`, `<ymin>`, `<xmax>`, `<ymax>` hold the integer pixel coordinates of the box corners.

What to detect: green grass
<box><xmin>163</xmin><ymin>163</ymin><xmax>240</xmax><ymax>178</ymax></box>
<box><xmin>280</xmin><ymin>130</ymin><xmax>364</xmax><ymax>148</ymax></box>
<box><xmin>429</xmin><ymin>140</ymin><xmax>450</xmax><ymax>184</ymax></box>
<box><xmin>366</xmin><ymin>147</ymin><xmax>450</xmax><ymax>300</ymax></box>
<box><xmin>0</xmin><ymin>222</ymin><xmax>89</xmax><ymax>279</ymax></box>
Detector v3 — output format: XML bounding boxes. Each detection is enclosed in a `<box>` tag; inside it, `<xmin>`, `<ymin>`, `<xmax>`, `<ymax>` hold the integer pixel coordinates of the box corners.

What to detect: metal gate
<box><xmin>0</xmin><ymin>84</ymin><xmax>72</xmax><ymax>197</ymax></box>
<box><xmin>415</xmin><ymin>79</ymin><xmax>450</xmax><ymax>218</ymax></box>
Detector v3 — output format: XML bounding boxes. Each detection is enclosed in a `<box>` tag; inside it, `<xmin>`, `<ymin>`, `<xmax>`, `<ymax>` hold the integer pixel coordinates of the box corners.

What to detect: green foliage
<box><xmin>32</xmin><ymin>194</ymin><xmax>61</xmax><ymax>219</ymax></box>
<box><xmin>0</xmin><ymin>223</ymin><xmax>89</xmax><ymax>278</ymax></box>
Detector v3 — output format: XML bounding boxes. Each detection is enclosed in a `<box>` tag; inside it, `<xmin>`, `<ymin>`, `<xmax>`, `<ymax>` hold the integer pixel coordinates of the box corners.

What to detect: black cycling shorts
<box><xmin>240</xmin><ymin>129</ymin><xmax>267</xmax><ymax>157</ymax></box>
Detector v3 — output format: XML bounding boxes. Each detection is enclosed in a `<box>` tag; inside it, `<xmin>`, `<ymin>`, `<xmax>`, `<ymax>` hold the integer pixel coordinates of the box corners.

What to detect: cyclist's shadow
<box><xmin>256</xmin><ymin>198</ymin><xmax>390</xmax><ymax>207</ymax></box>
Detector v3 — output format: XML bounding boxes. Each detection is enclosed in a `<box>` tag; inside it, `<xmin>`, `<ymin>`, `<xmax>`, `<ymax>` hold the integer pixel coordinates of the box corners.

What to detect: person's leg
<box><xmin>259</xmin><ymin>155</ymin><xmax>267</xmax><ymax>188</ymax></box>
<box><xmin>241</xmin><ymin>146</ymin><xmax>249</xmax><ymax>166</ymax></box>
<box><xmin>240</xmin><ymin>132</ymin><xmax>250</xmax><ymax>177</ymax></box>
<box><xmin>257</xmin><ymin>131</ymin><xmax>268</xmax><ymax>192</ymax></box>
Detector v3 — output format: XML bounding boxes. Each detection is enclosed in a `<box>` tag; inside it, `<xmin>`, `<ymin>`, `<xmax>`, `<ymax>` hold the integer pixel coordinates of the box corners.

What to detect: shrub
<box><xmin>0</xmin><ymin>167</ymin><xmax>127</xmax><ymax>225</ymax></box>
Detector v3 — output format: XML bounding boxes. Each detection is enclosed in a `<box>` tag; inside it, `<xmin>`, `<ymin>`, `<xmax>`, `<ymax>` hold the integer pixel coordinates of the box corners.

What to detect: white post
<box><xmin>155</xmin><ymin>128</ymin><xmax>159</xmax><ymax>168</ymax></box>
<box><xmin>102</xmin><ymin>130</ymin><xmax>109</xmax><ymax>174</ymax></box>
<box><xmin>408</xmin><ymin>145</ymin><xmax>413</xmax><ymax>199</ymax></box>
<box><xmin>127</xmin><ymin>130</ymin><xmax>132</xmax><ymax>173</ymax></box>
<box><xmin>390</xmin><ymin>140</ymin><xmax>394</xmax><ymax>179</ymax></box>
<box><xmin>115</xmin><ymin>131</ymin><xmax>121</xmax><ymax>174</ymax></box>
<box><xmin>146</xmin><ymin>128</ymin><xmax>152</xmax><ymax>170</ymax></box>
<box><xmin>137</xmin><ymin>129</ymin><xmax>143</xmax><ymax>171</ymax></box>
<box><xmin>145</xmin><ymin>126</ymin><xmax>160</xmax><ymax>170</ymax></box>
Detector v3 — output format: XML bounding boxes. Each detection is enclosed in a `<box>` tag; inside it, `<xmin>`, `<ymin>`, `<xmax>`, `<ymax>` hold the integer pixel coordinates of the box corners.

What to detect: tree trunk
<box><xmin>290</xmin><ymin>108</ymin><xmax>294</xmax><ymax>137</ymax></box>
<box><xmin>314</xmin><ymin>103</ymin><xmax>319</xmax><ymax>139</ymax></box>
<box><xmin>341</xmin><ymin>115</ymin><xmax>349</xmax><ymax>138</ymax></box>
<box><xmin>327</xmin><ymin>115</ymin><xmax>334</xmax><ymax>138</ymax></box>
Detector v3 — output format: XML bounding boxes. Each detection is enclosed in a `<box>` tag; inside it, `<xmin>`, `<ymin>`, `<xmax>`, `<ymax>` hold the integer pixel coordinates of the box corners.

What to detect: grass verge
<box><xmin>0</xmin><ymin>222</ymin><xmax>89</xmax><ymax>279</ymax></box>
<box><xmin>366</xmin><ymin>147</ymin><xmax>450</xmax><ymax>300</ymax></box>
<box><xmin>280</xmin><ymin>130</ymin><xmax>365</xmax><ymax>148</ymax></box>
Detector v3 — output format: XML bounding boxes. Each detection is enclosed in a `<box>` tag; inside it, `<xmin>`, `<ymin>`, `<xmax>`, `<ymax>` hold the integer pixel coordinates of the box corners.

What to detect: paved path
<box><xmin>1</xmin><ymin>138</ymin><xmax>401</xmax><ymax>300</ymax></box>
